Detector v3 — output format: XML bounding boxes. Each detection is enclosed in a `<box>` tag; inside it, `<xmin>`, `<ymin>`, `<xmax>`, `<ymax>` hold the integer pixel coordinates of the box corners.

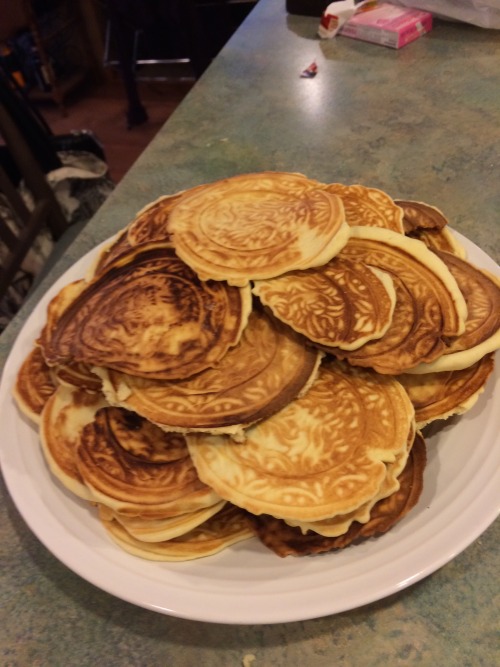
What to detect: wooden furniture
<box><xmin>0</xmin><ymin>0</ymin><xmax>104</xmax><ymax>114</ymax></box>
<box><xmin>0</xmin><ymin>73</ymin><xmax>67</xmax><ymax>302</ymax></box>
<box><xmin>103</xmin><ymin>0</ymin><xmax>258</xmax><ymax>127</ymax></box>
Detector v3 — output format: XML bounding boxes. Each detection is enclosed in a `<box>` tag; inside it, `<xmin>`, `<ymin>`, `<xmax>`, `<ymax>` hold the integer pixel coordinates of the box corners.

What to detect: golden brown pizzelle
<box><xmin>90</xmin><ymin>229</ymin><xmax>132</xmax><ymax>278</ymax></box>
<box><xmin>52</xmin><ymin>361</ymin><xmax>102</xmax><ymax>393</ymax></box>
<box><xmin>96</xmin><ymin>307</ymin><xmax>322</xmax><ymax>440</ymax></box>
<box><xmin>40</xmin><ymin>385</ymin><xmax>109</xmax><ymax>500</ymax></box>
<box><xmin>126</xmin><ymin>184</ymin><xmax>209</xmax><ymax>248</ymax></box>
<box><xmin>325</xmin><ymin>183</ymin><xmax>404</xmax><ymax>233</ymax></box>
<box><xmin>104</xmin><ymin>499</ymin><xmax>227</xmax><ymax>543</ymax></box>
<box><xmin>407</xmin><ymin>251</ymin><xmax>500</xmax><ymax>373</ymax></box>
<box><xmin>169</xmin><ymin>171</ymin><xmax>351</xmax><ymax>285</ymax></box>
<box><xmin>399</xmin><ymin>354</ymin><xmax>495</xmax><ymax>427</ymax></box>
<box><xmin>187</xmin><ymin>359</ymin><xmax>415</xmax><ymax>522</ymax></box>
<box><xmin>253</xmin><ymin>256</ymin><xmax>396</xmax><ymax>351</ymax></box>
<box><xmin>100</xmin><ymin>503</ymin><xmax>254</xmax><ymax>561</ymax></box>
<box><xmin>329</xmin><ymin>227</ymin><xmax>468</xmax><ymax>374</ymax></box>
<box><xmin>12</xmin><ymin>171</ymin><xmax>500</xmax><ymax>563</ymax></box>
<box><xmin>76</xmin><ymin>407</ymin><xmax>221</xmax><ymax>517</ymax></box>
<box><xmin>90</xmin><ymin>185</ymin><xmax>209</xmax><ymax>277</ymax></box>
<box><xmin>248</xmin><ymin>432</ymin><xmax>427</xmax><ymax>557</ymax></box>
<box><xmin>13</xmin><ymin>345</ymin><xmax>57</xmax><ymax>423</ymax></box>
<box><xmin>37</xmin><ymin>279</ymin><xmax>87</xmax><ymax>352</ymax></box>
<box><xmin>285</xmin><ymin>422</ymin><xmax>416</xmax><ymax>537</ymax></box>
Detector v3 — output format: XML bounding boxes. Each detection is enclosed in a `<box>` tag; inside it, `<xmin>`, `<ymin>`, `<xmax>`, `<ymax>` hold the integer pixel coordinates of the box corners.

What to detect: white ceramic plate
<box><xmin>0</xmin><ymin>232</ymin><xmax>499</xmax><ymax>625</ymax></box>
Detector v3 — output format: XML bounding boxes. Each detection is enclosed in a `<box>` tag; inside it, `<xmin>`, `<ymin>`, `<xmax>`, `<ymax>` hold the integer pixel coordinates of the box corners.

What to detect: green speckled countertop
<box><xmin>1</xmin><ymin>1</ymin><xmax>499</xmax><ymax>664</ymax></box>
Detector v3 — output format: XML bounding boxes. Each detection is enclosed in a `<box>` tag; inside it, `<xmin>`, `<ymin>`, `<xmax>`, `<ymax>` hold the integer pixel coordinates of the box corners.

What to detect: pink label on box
<box><xmin>340</xmin><ymin>3</ymin><xmax>433</xmax><ymax>49</ymax></box>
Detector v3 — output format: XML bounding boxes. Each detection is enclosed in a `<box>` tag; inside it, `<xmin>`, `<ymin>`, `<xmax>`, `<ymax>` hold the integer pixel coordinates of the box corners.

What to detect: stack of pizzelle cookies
<box><xmin>13</xmin><ymin>171</ymin><xmax>500</xmax><ymax>560</ymax></box>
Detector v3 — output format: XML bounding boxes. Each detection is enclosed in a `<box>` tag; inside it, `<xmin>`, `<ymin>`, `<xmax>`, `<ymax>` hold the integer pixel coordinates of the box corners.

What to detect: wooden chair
<box><xmin>0</xmin><ymin>85</ymin><xmax>68</xmax><ymax>303</ymax></box>
<box><xmin>103</xmin><ymin>1</ymin><xmax>257</xmax><ymax>127</ymax></box>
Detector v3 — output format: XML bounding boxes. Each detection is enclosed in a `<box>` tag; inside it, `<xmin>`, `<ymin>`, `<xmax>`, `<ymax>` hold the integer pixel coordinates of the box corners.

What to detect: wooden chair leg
<box><xmin>0</xmin><ymin>102</ymin><xmax>68</xmax><ymax>240</ymax></box>
<box><xmin>0</xmin><ymin>198</ymin><xmax>50</xmax><ymax>301</ymax></box>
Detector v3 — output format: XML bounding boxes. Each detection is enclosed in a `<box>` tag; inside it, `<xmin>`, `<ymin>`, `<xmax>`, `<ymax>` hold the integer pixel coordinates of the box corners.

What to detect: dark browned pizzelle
<box><xmin>396</xmin><ymin>199</ymin><xmax>448</xmax><ymax>234</ymax></box>
<box><xmin>39</xmin><ymin>245</ymin><xmax>251</xmax><ymax>380</ymax></box>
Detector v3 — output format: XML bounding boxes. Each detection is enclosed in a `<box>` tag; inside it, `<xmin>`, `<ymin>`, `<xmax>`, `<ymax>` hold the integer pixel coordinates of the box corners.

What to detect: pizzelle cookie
<box><xmin>104</xmin><ymin>499</ymin><xmax>227</xmax><ymax>542</ymax></box>
<box><xmin>398</xmin><ymin>354</ymin><xmax>495</xmax><ymax>428</ymax></box>
<box><xmin>13</xmin><ymin>345</ymin><xmax>57</xmax><ymax>423</ymax></box>
<box><xmin>126</xmin><ymin>194</ymin><xmax>179</xmax><ymax>247</ymax></box>
<box><xmin>169</xmin><ymin>171</ymin><xmax>351</xmax><ymax>285</ymax></box>
<box><xmin>248</xmin><ymin>432</ymin><xmax>427</xmax><ymax>558</ymax></box>
<box><xmin>100</xmin><ymin>503</ymin><xmax>253</xmax><ymax>561</ymax></box>
<box><xmin>253</xmin><ymin>256</ymin><xmax>396</xmax><ymax>351</ymax></box>
<box><xmin>331</xmin><ymin>227</ymin><xmax>468</xmax><ymax>374</ymax></box>
<box><xmin>37</xmin><ymin>279</ymin><xmax>87</xmax><ymax>352</ymax></box>
<box><xmin>285</xmin><ymin>422</ymin><xmax>415</xmax><ymax>537</ymax></box>
<box><xmin>126</xmin><ymin>184</ymin><xmax>209</xmax><ymax>248</ymax></box>
<box><xmin>90</xmin><ymin>186</ymin><xmax>210</xmax><ymax>277</ymax></box>
<box><xmin>325</xmin><ymin>183</ymin><xmax>404</xmax><ymax>233</ymax></box>
<box><xmin>396</xmin><ymin>199</ymin><xmax>467</xmax><ymax>258</ymax></box>
<box><xmin>40</xmin><ymin>385</ymin><xmax>109</xmax><ymax>500</ymax></box>
<box><xmin>96</xmin><ymin>308</ymin><xmax>322</xmax><ymax>440</ymax></box>
<box><xmin>187</xmin><ymin>360</ymin><xmax>414</xmax><ymax>522</ymax></box>
<box><xmin>13</xmin><ymin>173</ymin><xmax>498</xmax><ymax>564</ymax></box>
<box><xmin>407</xmin><ymin>251</ymin><xmax>500</xmax><ymax>373</ymax></box>
<box><xmin>39</xmin><ymin>244</ymin><xmax>252</xmax><ymax>380</ymax></box>
<box><xmin>76</xmin><ymin>407</ymin><xmax>221</xmax><ymax>518</ymax></box>
<box><xmin>89</xmin><ymin>229</ymin><xmax>133</xmax><ymax>278</ymax></box>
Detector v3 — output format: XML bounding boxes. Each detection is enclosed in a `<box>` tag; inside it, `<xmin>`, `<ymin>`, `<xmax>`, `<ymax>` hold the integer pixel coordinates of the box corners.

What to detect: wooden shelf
<box><xmin>22</xmin><ymin>0</ymin><xmax>104</xmax><ymax>114</ymax></box>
